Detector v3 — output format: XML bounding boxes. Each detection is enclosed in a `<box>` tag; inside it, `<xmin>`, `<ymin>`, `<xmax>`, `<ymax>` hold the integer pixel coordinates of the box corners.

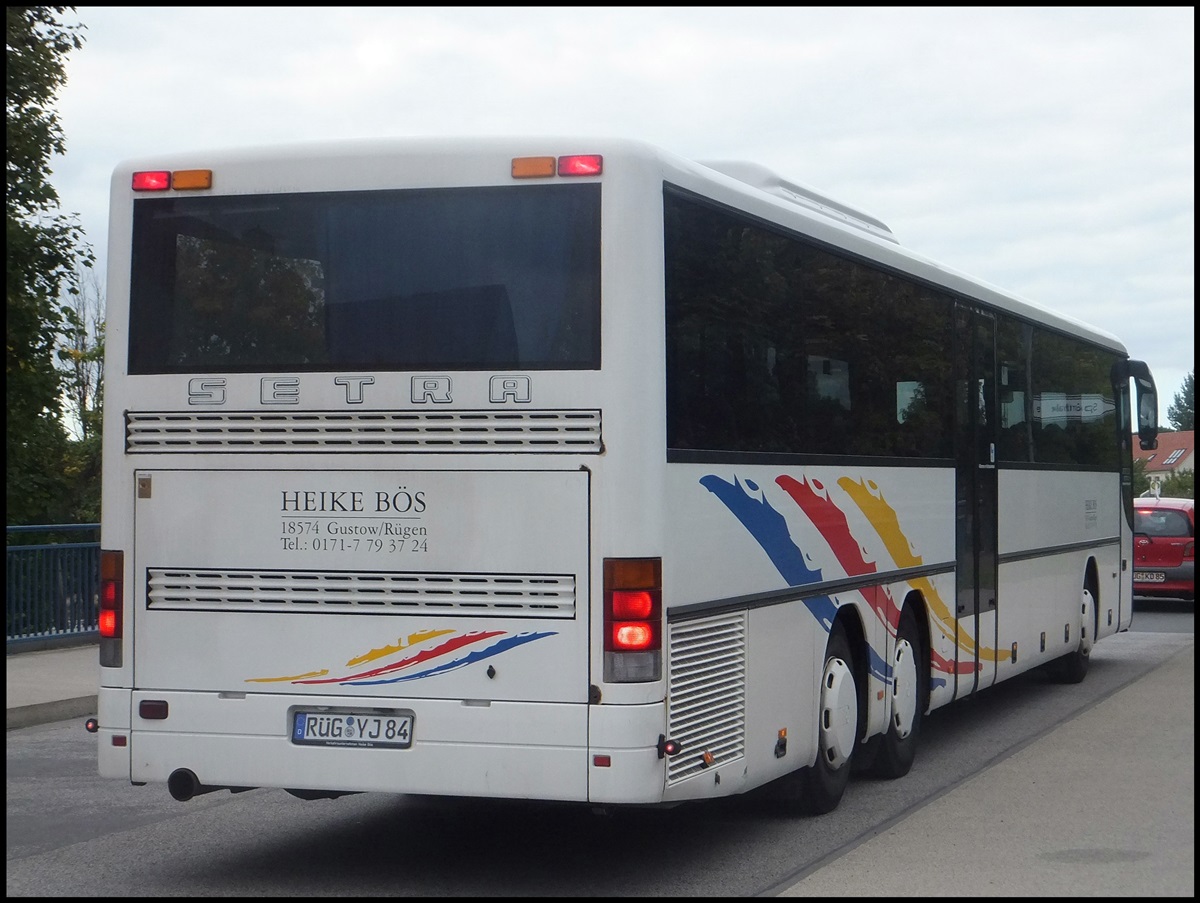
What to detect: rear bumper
<box><xmin>1133</xmin><ymin>561</ymin><xmax>1194</xmax><ymax>599</ymax></box>
<box><xmin>96</xmin><ymin>687</ymin><xmax>671</xmax><ymax>804</ymax></box>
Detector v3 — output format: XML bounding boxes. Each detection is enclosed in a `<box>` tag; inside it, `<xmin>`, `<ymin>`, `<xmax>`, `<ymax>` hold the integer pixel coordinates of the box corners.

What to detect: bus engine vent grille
<box><xmin>126</xmin><ymin>410</ymin><xmax>602</xmax><ymax>453</ymax></box>
<box><xmin>146</xmin><ymin>568</ymin><xmax>576</xmax><ymax>618</ymax></box>
<box><xmin>665</xmin><ymin>612</ymin><xmax>747</xmax><ymax>783</ymax></box>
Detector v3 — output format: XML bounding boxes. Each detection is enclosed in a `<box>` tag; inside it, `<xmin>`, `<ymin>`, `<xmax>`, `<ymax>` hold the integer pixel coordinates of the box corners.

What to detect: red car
<box><xmin>1133</xmin><ymin>496</ymin><xmax>1195</xmax><ymax>601</ymax></box>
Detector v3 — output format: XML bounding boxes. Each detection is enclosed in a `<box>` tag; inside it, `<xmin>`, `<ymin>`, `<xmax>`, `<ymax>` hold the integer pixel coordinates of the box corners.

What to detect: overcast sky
<box><xmin>52</xmin><ymin>7</ymin><xmax>1194</xmax><ymax>423</ymax></box>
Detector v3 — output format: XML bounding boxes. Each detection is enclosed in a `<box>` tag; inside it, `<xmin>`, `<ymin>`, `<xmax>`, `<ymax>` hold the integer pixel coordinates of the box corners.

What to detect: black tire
<box><xmin>794</xmin><ymin>623</ymin><xmax>861</xmax><ymax>815</ymax></box>
<box><xmin>1051</xmin><ymin>649</ymin><xmax>1090</xmax><ymax>683</ymax></box>
<box><xmin>869</xmin><ymin>607</ymin><xmax>926</xmax><ymax>779</ymax></box>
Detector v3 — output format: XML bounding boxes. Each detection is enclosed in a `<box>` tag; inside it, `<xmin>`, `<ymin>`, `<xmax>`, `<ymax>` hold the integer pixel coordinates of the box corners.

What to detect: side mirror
<box><xmin>1126</xmin><ymin>360</ymin><xmax>1158</xmax><ymax>451</ymax></box>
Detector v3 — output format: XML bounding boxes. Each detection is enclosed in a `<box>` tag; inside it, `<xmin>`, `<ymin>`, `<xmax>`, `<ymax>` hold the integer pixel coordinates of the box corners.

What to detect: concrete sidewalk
<box><xmin>778</xmin><ymin>641</ymin><xmax>1195</xmax><ymax>897</ymax></box>
<box><xmin>6</xmin><ymin>642</ymin><xmax>99</xmax><ymax>730</ymax></box>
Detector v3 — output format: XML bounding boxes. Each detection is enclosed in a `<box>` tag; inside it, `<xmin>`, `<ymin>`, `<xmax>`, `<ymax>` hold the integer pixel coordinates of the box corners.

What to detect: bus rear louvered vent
<box><xmin>126</xmin><ymin>410</ymin><xmax>602</xmax><ymax>452</ymax></box>
<box><xmin>666</xmin><ymin>613</ymin><xmax>746</xmax><ymax>783</ymax></box>
<box><xmin>146</xmin><ymin>568</ymin><xmax>576</xmax><ymax>618</ymax></box>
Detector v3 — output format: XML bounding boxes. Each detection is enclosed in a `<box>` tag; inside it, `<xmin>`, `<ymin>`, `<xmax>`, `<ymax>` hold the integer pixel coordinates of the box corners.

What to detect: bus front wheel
<box><xmin>1050</xmin><ymin>583</ymin><xmax>1096</xmax><ymax>684</ymax></box>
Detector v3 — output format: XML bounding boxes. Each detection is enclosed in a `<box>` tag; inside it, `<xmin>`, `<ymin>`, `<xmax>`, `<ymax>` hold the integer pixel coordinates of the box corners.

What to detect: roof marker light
<box><xmin>558</xmin><ymin>154</ymin><xmax>603</xmax><ymax>176</ymax></box>
<box><xmin>131</xmin><ymin>171</ymin><xmax>171</xmax><ymax>191</ymax></box>
<box><xmin>512</xmin><ymin>156</ymin><xmax>556</xmax><ymax>178</ymax></box>
<box><xmin>171</xmin><ymin>169</ymin><xmax>212</xmax><ymax>190</ymax></box>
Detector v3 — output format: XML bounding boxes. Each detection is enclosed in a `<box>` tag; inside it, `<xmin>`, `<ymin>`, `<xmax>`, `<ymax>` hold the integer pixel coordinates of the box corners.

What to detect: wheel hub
<box><xmin>1080</xmin><ymin>588</ymin><xmax>1096</xmax><ymax>654</ymax></box>
<box><xmin>890</xmin><ymin>638</ymin><xmax>918</xmax><ymax>739</ymax></box>
<box><xmin>819</xmin><ymin>655</ymin><xmax>857</xmax><ymax>768</ymax></box>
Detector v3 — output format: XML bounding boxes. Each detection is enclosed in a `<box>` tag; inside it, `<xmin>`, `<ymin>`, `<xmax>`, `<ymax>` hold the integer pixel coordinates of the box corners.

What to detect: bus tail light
<box><xmin>131</xmin><ymin>169</ymin><xmax>212</xmax><ymax>191</ymax></box>
<box><xmin>603</xmin><ymin>558</ymin><xmax>661</xmax><ymax>683</ymax></box>
<box><xmin>131</xmin><ymin>171</ymin><xmax>170</xmax><ymax>191</ymax></box>
<box><xmin>99</xmin><ymin>550</ymin><xmax>124</xmax><ymax>668</ymax></box>
<box><xmin>511</xmin><ymin>154</ymin><xmax>603</xmax><ymax>179</ymax></box>
<box><xmin>558</xmin><ymin>154</ymin><xmax>603</xmax><ymax>176</ymax></box>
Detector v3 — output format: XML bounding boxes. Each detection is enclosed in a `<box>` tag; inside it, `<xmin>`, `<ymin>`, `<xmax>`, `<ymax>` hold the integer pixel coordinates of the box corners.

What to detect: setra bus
<box><xmin>94</xmin><ymin>137</ymin><xmax>1160</xmax><ymax>814</ymax></box>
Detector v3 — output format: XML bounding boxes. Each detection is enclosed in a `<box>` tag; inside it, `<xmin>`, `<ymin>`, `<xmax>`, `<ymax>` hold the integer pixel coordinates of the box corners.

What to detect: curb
<box><xmin>7</xmin><ymin>695</ymin><xmax>97</xmax><ymax>731</ymax></box>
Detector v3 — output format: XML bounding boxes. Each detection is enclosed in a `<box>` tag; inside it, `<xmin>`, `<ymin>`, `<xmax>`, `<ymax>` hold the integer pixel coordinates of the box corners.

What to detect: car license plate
<box><xmin>291</xmin><ymin>710</ymin><xmax>414</xmax><ymax>749</ymax></box>
<box><xmin>1134</xmin><ymin>571</ymin><xmax>1166</xmax><ymax>583</ymax></box>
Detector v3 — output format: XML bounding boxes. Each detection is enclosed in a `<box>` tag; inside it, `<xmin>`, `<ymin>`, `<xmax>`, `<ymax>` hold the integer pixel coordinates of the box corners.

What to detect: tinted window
<box><xmin>128</xmin><ymin>184</ymin><xmax>601</xmax><ymax>373</ymax></box>
<box><xmin>1025</xmin><ymin>331</ymin><xmax>1121</xmax><ymax>468</ymax></box>
<box><xmin>664</xmin><ymin>187</ymin><xmax>954</xmax><ymax>459</ymax></box>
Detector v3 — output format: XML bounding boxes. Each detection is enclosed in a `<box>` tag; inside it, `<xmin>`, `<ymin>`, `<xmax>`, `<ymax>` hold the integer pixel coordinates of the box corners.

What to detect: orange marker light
<box><xmin>512</xmin><ymin>156</ymin><xmax>556</xmax><ymax>178</ymax></box>
<box><xmin>171</xmin><ymin>169</ymin><xmax>212</xmax><ymax>190</ymax></box>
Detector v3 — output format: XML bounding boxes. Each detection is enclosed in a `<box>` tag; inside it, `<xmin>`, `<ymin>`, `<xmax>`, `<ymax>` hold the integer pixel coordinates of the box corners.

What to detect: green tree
<box><xmin>1158</xmin><ymin>469</ymin><xmax>1194</xmax><ymax>500</ymax></box>
<box><xmin>6</xmin><ymin>6</ymin><xmax>92</xmax><ymax>524</ymax></box>
<box><xmin>57</xmin><ymin>264</ymin><xmax>104</xmax><ymax>522</ymax></box>
<box><xmin>1132</xmin><ymin>456</ymin><xmax>1150</xmax><ymax>498</ymax></box>
<box><xmin>59</xmin><ymin>264</ymin><xmax>103</xmax><ymax>442</ymax></box>
<box><xmin>1166</xmin><ymin>370</ymin><xmax>1194</xmax><ymax>431</ymax></box>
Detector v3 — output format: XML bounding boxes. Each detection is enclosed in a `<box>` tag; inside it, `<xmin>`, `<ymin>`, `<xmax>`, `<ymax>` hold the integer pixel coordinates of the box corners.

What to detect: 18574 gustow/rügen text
<box><xmin>279</xmin><ymin>487</ymin><xmax>429</xmax><ymax>553</ymax></box>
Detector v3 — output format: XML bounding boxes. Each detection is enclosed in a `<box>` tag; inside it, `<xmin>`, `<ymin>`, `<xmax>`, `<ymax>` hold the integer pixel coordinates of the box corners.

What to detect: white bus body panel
<box><xmin>664</xmin><ymin>464</ymin><xmax>953</xmax><ymax>606</ymax></box>
<box><xmin>132</xmin><ymin>468</ymin><xmax>589</xmax><ymax>702</ymax></box>
<box><xmin>102</xmin><ymin>467</ymin><xmax>614</xmax><ymax>800</ymax></box>
<box><xmin>658</xmin><ymin>462</ymin><xmax>954</xmax><ymax>795</ymax></box>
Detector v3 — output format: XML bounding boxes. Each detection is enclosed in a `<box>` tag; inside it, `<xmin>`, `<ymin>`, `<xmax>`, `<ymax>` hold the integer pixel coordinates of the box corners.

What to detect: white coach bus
<box><xmin>94</xmin><ymin>137</ymin><xmax>1159</xmax><ymax>814</ymax></box>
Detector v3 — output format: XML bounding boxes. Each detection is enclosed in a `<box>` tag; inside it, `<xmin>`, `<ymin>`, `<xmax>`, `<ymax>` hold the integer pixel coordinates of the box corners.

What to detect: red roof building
<box><xmin>1133</xmin><ymin>430</ymin><xmax>1194</xmax><ymax>491</ymax></box>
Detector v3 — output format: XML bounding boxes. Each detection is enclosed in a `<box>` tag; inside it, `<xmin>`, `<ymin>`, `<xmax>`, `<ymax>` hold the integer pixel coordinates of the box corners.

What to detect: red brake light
<box><xmin>99</xmin><ymin>550</ymin><xmax>123</xmax><ymax>641</ymax></box>
<box><xmin>558</xmin><ymin>154</ymin><xmax>603</xmax><ymax>176</ymax></box>
<box><xmin>131</xmin><ymin>171</ymin><xmax>171</xmax><ymax>191</ymax></box>
<box><xmin>611</xmin><ymin>589</ymin><xmax>653</xmax><ymax>619</ymax></box>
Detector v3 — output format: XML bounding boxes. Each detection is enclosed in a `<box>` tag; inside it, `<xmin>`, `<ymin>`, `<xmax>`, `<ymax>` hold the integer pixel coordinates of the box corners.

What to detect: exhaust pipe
<box><xmin>168</xmin><ymin>768</ymin><xmax>219</xmax><ymax>802</ymax></box>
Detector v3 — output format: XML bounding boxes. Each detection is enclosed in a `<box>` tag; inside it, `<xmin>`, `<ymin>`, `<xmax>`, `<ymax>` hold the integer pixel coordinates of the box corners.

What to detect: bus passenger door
<box><xmin>953</xmin><ymin>304</ymin><xmax>999</xmax><ymax>696</ymax></box>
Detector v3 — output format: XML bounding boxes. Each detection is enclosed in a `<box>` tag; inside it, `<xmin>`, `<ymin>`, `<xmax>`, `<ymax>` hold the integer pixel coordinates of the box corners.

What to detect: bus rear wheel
<box><xmin>795</xmin><ymin>623</ymin><xmax>861</xmax><ymax>815</ymax></box>
<box><xmin>869</xmin><ymin>607</ymin><xmax>925</xmax><ymax>779</ymax></box>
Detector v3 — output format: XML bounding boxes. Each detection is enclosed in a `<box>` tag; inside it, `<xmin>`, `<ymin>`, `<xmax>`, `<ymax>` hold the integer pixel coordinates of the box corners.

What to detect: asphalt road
<box><xmin>6</xmin><ymin>605</ymin><xmax>1193</xmax><ymax>897</ymax></box>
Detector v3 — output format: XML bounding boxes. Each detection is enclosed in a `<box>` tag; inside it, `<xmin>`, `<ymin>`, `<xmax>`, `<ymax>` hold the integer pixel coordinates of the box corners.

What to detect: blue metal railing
<box><xmin>6</xmin><ymin>524</ymin><xmax>100</xmax><ymax>649</ymax></box>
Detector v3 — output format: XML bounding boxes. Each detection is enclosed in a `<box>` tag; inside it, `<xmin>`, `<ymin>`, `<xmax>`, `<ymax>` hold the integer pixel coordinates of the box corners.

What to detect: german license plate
<box><xmin>1134</xmin><ymin>571</ymin><xmax>1166</xmax><ymax>583</ymax></box>
<box><xmin>291</xmin><ymin>710</ymin><xmax>414</xmax><ymax>748</ymax></box>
